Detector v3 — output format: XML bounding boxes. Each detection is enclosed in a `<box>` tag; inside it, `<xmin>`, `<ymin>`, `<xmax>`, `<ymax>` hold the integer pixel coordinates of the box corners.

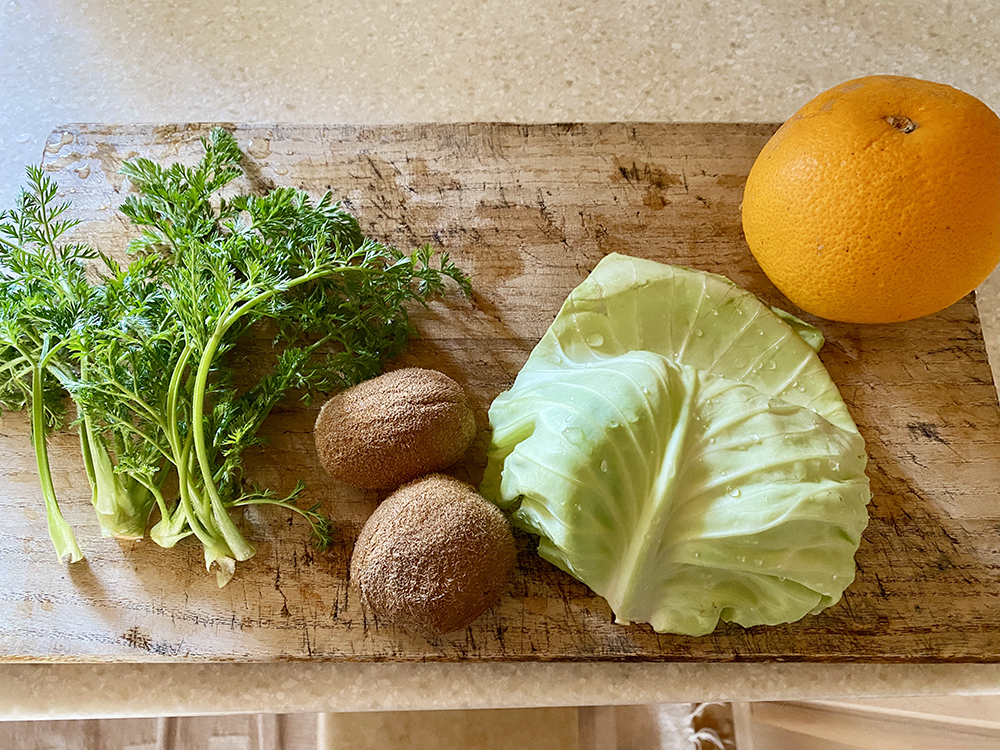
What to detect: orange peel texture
<box><xmin>742</xmin><ymin>75</ymin><xmax>1000</xmax><ymax>324</ymax></box>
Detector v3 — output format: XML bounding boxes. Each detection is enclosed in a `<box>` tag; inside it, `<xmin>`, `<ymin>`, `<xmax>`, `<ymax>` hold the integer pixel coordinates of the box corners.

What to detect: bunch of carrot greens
<box><xmin>0</xmin><ymin>128</ymin><xmax>469</xmax><ymax>585</ymax></box>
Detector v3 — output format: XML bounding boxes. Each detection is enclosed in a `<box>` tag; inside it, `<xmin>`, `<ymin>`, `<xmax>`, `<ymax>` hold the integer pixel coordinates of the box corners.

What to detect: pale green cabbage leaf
<box><xmin>481</xmin><ymin>253</ymin><xmax>871</xmax><ymax>636</ymax></box>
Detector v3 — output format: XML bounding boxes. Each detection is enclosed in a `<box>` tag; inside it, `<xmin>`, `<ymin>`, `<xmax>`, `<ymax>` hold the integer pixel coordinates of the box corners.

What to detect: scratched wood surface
<box><xmin>0</xmin><ymin>123</ymin><xmax>996</xmax><ymax>663</ymax></box>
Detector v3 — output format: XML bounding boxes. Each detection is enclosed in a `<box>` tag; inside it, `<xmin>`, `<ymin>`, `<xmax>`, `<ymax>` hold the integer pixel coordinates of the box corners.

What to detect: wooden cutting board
<box><xmin>1</xmin><ymin>123</ymin><xmax>996</xmax><ymax>663</ymax></box>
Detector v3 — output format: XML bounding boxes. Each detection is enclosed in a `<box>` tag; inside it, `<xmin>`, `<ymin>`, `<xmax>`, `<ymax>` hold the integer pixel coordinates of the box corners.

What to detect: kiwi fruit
<box><xmin>350</xmin><ymin>473</ymin><xmax>517</xmax><ymax>637</ymax></box>
<box><xmin>314</xmin><ymin>367</ymin><xmax>476</xmax><ymax>489</ymax></box>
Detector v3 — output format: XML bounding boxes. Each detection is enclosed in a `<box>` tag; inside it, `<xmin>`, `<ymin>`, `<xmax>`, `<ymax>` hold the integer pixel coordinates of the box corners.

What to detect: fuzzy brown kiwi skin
<box><xmin>314</xmin><ymin>368</ymin><xmax>476</xmax><ymax>489</ymax></box>
<box><xmin>350</xmin><ymin>473</ymin><xmax>517</xmax><ymax>638</ymax></box>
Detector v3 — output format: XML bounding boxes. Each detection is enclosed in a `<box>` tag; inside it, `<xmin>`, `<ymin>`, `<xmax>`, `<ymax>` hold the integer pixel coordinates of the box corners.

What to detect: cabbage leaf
<box><xmin>482</xmin><ymin>254</ymin><xmax>871</xmax><ymax>636</ymax></box>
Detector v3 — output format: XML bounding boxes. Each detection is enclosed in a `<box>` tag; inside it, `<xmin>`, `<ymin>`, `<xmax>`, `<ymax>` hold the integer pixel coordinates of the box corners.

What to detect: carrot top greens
<box><xmin>0</xmin><ymin>128</ymin><xmax>470</xmax><ymax>584</ymax></box>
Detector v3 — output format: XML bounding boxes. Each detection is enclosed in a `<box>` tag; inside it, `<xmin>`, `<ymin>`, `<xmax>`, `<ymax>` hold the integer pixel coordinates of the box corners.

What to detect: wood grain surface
<box><xmin>0</xmin><ymin>123</ymin><xmax>996</xmax><ymax>663</ymax></box>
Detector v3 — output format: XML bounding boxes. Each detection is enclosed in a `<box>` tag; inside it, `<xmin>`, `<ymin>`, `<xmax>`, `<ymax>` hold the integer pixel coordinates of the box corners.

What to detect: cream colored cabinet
<box><xmin>734</xmin><ymin>697</ymin><xmax>1000</xmax><ymax>750</ymax></box>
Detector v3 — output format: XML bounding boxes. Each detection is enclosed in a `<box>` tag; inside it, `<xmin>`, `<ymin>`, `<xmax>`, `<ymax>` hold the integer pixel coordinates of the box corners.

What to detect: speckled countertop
<box><xmin>1</xmin><ymin>0</ymin><xmax>998</xmax><ymax>719</ymax></box>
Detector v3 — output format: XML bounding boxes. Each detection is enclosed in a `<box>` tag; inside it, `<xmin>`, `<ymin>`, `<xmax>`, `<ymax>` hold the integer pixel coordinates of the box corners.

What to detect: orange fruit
<box><xmin>741</xmin><ymin>75</ymin><xmax>1000</xmax><ymax>324</ymax></box>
